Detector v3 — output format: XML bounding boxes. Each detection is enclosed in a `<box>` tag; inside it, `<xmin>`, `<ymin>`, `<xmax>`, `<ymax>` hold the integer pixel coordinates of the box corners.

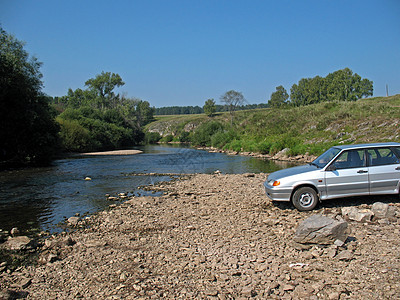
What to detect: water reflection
<box><xmin>0</xmin><ymin>145</ymin><xmax>300</xmax><ymax>233</ymax></box>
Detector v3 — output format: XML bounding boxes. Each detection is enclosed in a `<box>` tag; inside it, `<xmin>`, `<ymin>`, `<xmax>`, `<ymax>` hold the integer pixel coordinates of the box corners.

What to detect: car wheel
<box><xmin>292</xmin><ymin>187</ymin><xmax>318</xmax><ymax>211</ymax></box>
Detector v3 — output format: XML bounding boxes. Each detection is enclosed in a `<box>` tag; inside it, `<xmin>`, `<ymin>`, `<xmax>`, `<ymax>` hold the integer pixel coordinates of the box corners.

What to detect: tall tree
<box><xmin>326</xmin><ymin>68</ymin><xmax>373</xmax><ymax>101</ymax></box>
<box><xmin>220</xmin><ymin>90</ymin><xmax>245</xmax><ymax>124</ymax></box>
<box><xmin>269</xmin><ymin>85</ymin><xmax>289</xmax><ymax>108</ymax></box>
<box><xmin>0</xmin><ymin>27</ymin><xmax>59</xmax><ymax>167</ymax></box>
<box><xmin>84</xmin><ymin>71</ymin><xmax>125</xmax><ymax>109</ymax></box>
<box><xmin>203</xmin><ymin>98</ymin><xmax>216</xmax><ymax>116</ymax></box>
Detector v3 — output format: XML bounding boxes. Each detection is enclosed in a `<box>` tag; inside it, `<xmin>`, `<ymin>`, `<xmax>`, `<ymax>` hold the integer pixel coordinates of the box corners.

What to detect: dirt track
<box><xmin>1</xmin><ymin>173</ymin><xmax>400</xmax><ymax>299</ymax></box>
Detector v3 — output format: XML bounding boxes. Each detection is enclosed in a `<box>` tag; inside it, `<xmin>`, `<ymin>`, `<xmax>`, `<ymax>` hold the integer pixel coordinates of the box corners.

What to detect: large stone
<box><xmin>1</xmin><ymin>236</ymin><xmax>37</xmax><ymax>251</ymax></box>
<box><xmin>68</xmin><ymin>216</ymin><xmax>80</xmax><ymax>226</ymax></box>
<box><xmin>293</xmin><ymin>215</ymin><xmax>350</xmax><ymax>245</ymax></box>
<box><xmin>341</xmin><ymin>207</ymin><xmax>374</xmax><ymax>222</ymax></box>
<box><xmin>371</xmin><ymin>202</ymin><xmax>396</xmax><ymax>219</ymax></box>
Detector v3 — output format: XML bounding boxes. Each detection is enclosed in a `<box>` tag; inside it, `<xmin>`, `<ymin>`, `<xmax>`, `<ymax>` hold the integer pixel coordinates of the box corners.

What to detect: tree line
<box><xmin>156</xmin><ymin>67</ymin><xmax>373</xmax><ymax>116</ymax></box>
<box><xmin>269</xmin><ymin>68</ymin><xmax>373</xmax><ymax>107</ymax></box>
<box><xmin>154</xmin><ymin>103</ymin><xmax>269</xmax><ymax>115</ymax></box>
<box><xmin>0</xmin><ymin>27</ymin><xmax>153</xmax><ymax>168</ymax></box>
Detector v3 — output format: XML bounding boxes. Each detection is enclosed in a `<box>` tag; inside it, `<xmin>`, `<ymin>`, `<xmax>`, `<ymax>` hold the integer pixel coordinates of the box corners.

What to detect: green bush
<box><xmin>192</xmin><ymin>121</ymin><xmax>224</xmax><ymax>146</ymax></box>
<box><xmin>57</xmin><ymin>106</ymin><xmax>142</xmax><ymax>152</ymax></box>
<box><xmin>256</xmin><ymin>140</ymin><xmax>273</xmax><ymax>154</ymax></box>
<box><xmin>57</xmin><ymin>118</ymin><xmax>93</xmax><ymax>152</ymax></box>
<box><xmin>178</xmin><ymin>131</ymin><xmax>191</xmax><ymax>143</ymax></box>
<box><xmin>145</xmin><ymin>132</ymin><xmax>161</xmax><ymax>144</ymax></box>
<box><xmin>160</xmin><ymin>135</ymin><xmax>174</xmax><ymax>143</ymax></box>
<box><xmin>210</xmin><ymin>130</ymin><xmax>237</xmax><ymax>148</ymax></box>
<box><xmin>224</xmin><ymin>139</ymin><xmax>242</xmax><ymax>152</ymax></box>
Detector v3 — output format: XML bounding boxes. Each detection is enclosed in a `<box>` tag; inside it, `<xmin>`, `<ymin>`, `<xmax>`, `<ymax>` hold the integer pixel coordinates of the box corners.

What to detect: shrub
<box><xmin>145</xmin><ymin>132</ymin><xmax>161</xmax><ymax>144</ymax></box>
<box><xmin>178</xmin><ymin>131</ymin><xmax>191</xmax><ymax>143</ymax></box>
<box><xmin>211</xmin><ymin>130</ymin><xmax>237</xmax><ymax>148</ymax></box>
<box><xmin>256</xmin><ymin>140</ymin><xmax>273</xmax><ymax>154</ymax></box>
<box><xmin>160</xmin><ymin>135</ymin><xmax>174</xmax><ymax>143</ymax></box>
<box><xmin>57</xmin><ymin>118</ymin><xmax>93</xmax><ymax>152</ymax></box>
<box><xmin>224</xmin><ymin>139</ymin><xmax>242</xmax><ymax>152</ymax></box>
<box><xmin>192</xmin><ymin>121</ymin><xmax>224</xmax><ymax>146</ymax></box>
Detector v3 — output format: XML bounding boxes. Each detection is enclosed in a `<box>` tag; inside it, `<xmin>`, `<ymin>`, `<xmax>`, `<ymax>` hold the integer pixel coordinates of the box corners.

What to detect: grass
<box><xmin>146</xmin><ymin>95</ymin><xmax>400</xmax><ymax>157</ymax></box>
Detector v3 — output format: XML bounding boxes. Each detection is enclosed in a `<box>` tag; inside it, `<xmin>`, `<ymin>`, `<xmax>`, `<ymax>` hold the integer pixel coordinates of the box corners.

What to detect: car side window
<box><xmin>367</xmin><ymin>148</ymin><xmax>400</xmax><ymax>166</ymax></box>
<box><xmin>393</xmin><ymin>147</ymin><xmax>400</xmax><ymax>158</ymax></box>
<box><xmin>331</xmin><ymin>150</ymin><xmax>365</xmax><ymax>170</ymax></box>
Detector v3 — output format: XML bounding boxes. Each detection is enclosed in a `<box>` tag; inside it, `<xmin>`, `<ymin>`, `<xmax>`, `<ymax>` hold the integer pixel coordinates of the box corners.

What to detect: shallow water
<box><xmin>0</xmin><ymin>145</ymin><xmax>300</xmax><ymax>233</ymax></box>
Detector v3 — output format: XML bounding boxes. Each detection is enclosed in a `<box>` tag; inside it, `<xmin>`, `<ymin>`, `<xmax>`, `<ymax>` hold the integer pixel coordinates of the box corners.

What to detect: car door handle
<box><xmin>357</xmin><ymin>170</ymin><xmax>368</xmax><ymax>174</ymax></box>
<box><xmin>396</xmin><ymin>167</ymin><xmax>400</xmax><ymax>170</ymax></box>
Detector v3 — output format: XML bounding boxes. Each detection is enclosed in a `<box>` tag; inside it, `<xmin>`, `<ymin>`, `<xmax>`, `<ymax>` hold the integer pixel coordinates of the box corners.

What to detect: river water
<box><xmin>0</xmin><ymin>145</ymin><xmax>299</xmax><ymax>233</ymax></box>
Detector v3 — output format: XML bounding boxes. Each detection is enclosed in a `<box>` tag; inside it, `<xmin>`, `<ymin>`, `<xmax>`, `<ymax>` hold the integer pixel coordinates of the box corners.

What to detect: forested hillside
<box><xmin>146</xmin><ymin>95</ymin><xmax>400</xmax><ymax>156</ymax></box>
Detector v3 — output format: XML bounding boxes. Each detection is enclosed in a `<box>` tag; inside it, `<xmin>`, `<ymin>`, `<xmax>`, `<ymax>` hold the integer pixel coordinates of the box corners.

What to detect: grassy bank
<box><xmin>146</xmin><ymin>95</ymin><xmax>400</xmax><ymax>156</ymax></box>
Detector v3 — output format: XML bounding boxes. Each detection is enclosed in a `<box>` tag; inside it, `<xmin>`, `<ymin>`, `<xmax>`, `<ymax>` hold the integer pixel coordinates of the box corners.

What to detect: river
<box><xmin>0</xmin><ymin>145</ymin><xmax>300</xmax><ymax>233</ymax></box>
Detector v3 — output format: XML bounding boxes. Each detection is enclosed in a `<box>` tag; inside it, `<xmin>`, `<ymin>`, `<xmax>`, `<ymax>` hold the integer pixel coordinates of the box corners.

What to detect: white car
<box><xmin>264</xmin><ymin>142</ymin><xmax>400</xmax><ymax>211</ymax></box>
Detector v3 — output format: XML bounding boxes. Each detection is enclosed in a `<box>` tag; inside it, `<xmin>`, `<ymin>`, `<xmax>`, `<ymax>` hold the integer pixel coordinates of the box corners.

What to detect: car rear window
<box><xmin>367</xmin><ymin>148</ymin><xmax>400</xmax><ymax>166</ymax></box>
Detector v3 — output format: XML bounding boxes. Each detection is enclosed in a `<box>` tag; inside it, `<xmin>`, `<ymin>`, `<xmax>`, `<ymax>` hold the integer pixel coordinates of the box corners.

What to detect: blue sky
<box><xmin>1</xmin><ymin>0</ymin><xmax>399</xmax><ymax>107</ymax></box>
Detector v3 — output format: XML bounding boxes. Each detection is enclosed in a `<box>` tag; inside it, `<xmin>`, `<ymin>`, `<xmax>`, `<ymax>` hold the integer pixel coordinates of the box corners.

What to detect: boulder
<box><xmin>293</xmin><ymin>215</ymin><xmax>350</xmax><ymax>245</ymax></box>
<box><xmin>341</xmin><ymin>207</ymin><xmax>374</xmax><ymax>222</ymax></box>
<box><xmin>1</xmin><ymin>236</ymin><xmax>37</xmax><ymax>251</ymax></box>
<box><xmin>68</xmin><ymin>216</ymin><xmax>80</xmax><ymax>226</ymax></box>
<box><xmin>371</xmin><ymin>202</ymin><xmax>396</xmax><ymax>219</ymax></box>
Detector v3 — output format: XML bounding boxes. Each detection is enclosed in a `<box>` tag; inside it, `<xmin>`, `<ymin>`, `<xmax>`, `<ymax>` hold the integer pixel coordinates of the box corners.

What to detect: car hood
<box><xmin>267</xmin><ymin>164</ymin><xmax>318</xmax><ymax>181</ymax></box>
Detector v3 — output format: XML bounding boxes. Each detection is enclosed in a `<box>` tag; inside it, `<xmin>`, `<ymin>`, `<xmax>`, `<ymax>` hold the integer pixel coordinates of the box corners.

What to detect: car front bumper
<box><xmin>263</xmin><ymin>181</ymin><xmax>292</xmax><ymax>202</ymax></box>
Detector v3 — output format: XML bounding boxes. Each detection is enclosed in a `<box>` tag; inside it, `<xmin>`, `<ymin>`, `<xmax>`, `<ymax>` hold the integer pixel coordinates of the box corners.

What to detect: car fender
<box><xmin>291</xmin><ymin>180</ymin><xmax>322</xmax><ymax>200</ymax></box>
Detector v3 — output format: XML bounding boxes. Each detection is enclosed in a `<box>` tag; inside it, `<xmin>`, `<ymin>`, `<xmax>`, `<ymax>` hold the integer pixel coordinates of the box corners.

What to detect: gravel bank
<box><xmin>1</xmin><ymin>173</ymin><xmax>400</xmax><ymax>299</ymax></box>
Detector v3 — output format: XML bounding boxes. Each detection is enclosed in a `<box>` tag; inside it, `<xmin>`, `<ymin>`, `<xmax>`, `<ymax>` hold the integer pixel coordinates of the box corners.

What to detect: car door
<box><xmin>367</xmin><ymin>147</ymin><xmax>400</xmax><ymax>195</ymax></box>
<box><xmin>324</xmin><ymin>149</ymin><xmax>369</xmax><ymax>199</ymax></box>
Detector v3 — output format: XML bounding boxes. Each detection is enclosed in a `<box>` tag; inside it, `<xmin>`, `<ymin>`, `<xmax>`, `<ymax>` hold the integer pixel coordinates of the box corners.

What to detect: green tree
<box><xmin>135</xmin><ymin>100</ymin><xmax>155</xmax><ymax>126</ymax></box>
<box><xmin>290</xmin><ymin>68</ymin><xmax>373</xmax><ymax>106</ymax></box>
<box><xmin>56</xmin><ymin>73</ymin><xmax>153</xmax><ymax>152</ymax></box>
<box><xmin>84</xmin><ymin>71</ymin><xmax>125</xmax><ymax>109</ymax></box>
<box><xmin>203</xmin><ymin>98</ymin><xmax>216</xmax><ymax>116</ymax></box>
<box><xmin>220</xmin><ymin>90</ymin><xmax>245</xmax><ymax>124</ymax></box>
<box><xmin>0</xmin><ymin>27</ymin><xmax>59</xmax><ymax>167</ymax></box>
<box><xmin>269</xmin><ymin>85</ymin><xmax>289</xmax><ymax>107</ymax></box>
<box><xmin>326</xmin><ymin>68</ymin><xmax>373</xmax><ymax>101</ymax></box>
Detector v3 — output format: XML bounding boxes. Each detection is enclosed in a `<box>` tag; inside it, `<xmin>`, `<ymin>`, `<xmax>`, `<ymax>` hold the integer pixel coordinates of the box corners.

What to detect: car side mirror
<box><xmin>326</xmin><ymin>164</ymin><xmax>336</xmax><ymax>171</ymax></box>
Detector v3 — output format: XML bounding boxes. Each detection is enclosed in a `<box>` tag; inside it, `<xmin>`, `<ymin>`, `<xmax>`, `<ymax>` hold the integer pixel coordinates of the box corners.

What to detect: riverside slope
<box><xmin>1</xmin><ymin>174</ymin><xmax>400</xmax><ymax>299</ymax></box>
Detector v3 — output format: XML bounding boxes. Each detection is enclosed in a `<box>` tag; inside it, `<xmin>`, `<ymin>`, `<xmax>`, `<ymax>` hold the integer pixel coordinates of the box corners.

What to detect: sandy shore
<box><xmin>80</xmin><ymin>149</ymin><xmax>143</xmax><ymax>156</ymax></box>
<box><xmin>1</xmin><ymin>173</ymin><xmax>400</xmax><ymax>299</ymax></box>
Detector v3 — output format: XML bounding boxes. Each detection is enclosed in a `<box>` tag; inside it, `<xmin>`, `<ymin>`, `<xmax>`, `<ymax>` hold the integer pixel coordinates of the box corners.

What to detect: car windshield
<box><xmin>311</xmin><ymin>147</ymin><xmax>341</xmax><ymax>168</ymax></box>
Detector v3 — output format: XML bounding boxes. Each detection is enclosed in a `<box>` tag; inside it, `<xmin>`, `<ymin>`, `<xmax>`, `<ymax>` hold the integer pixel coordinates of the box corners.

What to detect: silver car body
<box><xmin>264</xmin><ymin>142</ymin><xmax>400</xmax><ymax>203</ymax></box>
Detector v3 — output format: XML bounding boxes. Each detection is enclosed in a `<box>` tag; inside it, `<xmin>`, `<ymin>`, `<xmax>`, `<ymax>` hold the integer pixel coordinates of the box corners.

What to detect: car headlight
<box><xmin>268</xmin><ymin>180</ymin><xmax>281</xmax><ymax>187</ymax></box>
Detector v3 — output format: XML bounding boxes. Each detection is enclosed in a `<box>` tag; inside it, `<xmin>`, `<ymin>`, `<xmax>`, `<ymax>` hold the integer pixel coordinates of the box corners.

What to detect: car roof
<box><xmin>333</xmin><ymin>142</ymin><xmax>400</xmax><ymax>151</ymax></box>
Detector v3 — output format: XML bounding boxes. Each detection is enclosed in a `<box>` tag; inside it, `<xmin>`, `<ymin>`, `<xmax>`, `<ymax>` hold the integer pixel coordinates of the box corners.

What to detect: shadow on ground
<box><xmin>272</xmin><ymin>194</ymin><xmax>400</xmax><ymax>211</ymax></box>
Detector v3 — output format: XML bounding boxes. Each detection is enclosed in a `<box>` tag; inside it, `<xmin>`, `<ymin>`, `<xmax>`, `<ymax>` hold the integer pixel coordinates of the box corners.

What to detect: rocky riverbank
<box><xmin>197</xmin><ymin>146</ymin><xmax>317</xmax><ymax>163</ymax></box>
<box><xmin>1</xmin><ymin>173</ymin><xmax>400</xmax><ymax>299</ymax></box>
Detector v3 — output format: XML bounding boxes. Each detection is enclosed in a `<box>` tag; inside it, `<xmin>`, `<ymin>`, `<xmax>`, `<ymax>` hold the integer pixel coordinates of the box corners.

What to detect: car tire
<box><xmin>292</xmin><ymin>187</ymin><xmax>318</xmax><ymax>211</ymax></box>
